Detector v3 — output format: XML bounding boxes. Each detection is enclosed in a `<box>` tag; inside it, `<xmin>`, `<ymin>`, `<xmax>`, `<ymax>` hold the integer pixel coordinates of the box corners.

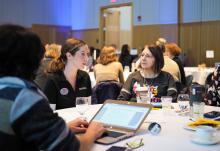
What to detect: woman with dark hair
<box><xmin>119</xmin><ymin>44</ymin><xmax>132</xmax><ymax>71</ymax></box>
<box><xmin>118</xmin><ymin>45</ymin><xmax>177</xmax><ymax>102</ymax></box>
<box><xmin>43</xmin><ymin>38</ymin><xmax>92</xmax><ymax>109</ymax></box>
<box><xmin>0</xmin><ymin>24</ymin><xmax>105</xmax><ymax>151</ymax></box>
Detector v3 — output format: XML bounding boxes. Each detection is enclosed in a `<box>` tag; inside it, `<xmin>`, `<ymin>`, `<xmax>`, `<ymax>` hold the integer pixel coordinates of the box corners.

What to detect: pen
<box><xmin>139</xmin><ymin>138</ymin><xmax>143</xmax><ymax>146</ymax></box>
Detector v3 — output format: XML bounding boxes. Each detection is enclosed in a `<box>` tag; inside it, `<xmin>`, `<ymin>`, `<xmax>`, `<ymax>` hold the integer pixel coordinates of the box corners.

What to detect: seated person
<box><xmin>94</xmin><ymin>46</ymin><xmax>124</xmax><ymax>84</ymax></box>
<box><xmin>34</xmin><ymin>43</ymin><xmax>61</xmax><ymax>89</ymax></box>
<box><xmin>119</xmin><ymin>44</ymin><xmax>133</xmax><ymax>71</ymax></box>
<box><xmin>0</xmin><ymin>24</ymin><xmax>105</xmax><ymax>151</ymax></box>
<box><xmin>204</xmin><ymin>65</ymin><xmax>220</xmax><ymax>106</ymax></box>
<box><xmin>156</xmin><ymin>38</ymin><xmax>181</xmax><ymax>81</ymax></box>
<box><xmin>117</xmin><ymin>45</ymin><xmax>177</xmax><ymax>102</ymax></box>
<box><xmin>165</xmin><ymin>43</ymin><xmax>186</xmax><ymax>86</ymax></box>
<box><xmin>43</xmin><ymin>38</ymin><xmax>92</xmax><ymax>110</ymax></box>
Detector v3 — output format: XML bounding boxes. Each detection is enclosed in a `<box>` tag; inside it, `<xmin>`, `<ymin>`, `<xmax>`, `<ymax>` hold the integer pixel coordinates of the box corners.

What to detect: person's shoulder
<box><xmin>160</xmin><ymin>71</ymin><xmax>174</xmax><ymax>78</ymax></box>
<box><xmin>78</xmin><ymin>69</ymin><xmax>89</xmax><ymax>77</ymax></box>
<box><xmin>94</xmin><ymin>63</ymin><xmax>102</xmax><ymax>68</ymax></box>
<box><xmin>128</xmin><ymin>71</ymin><xmax>141</xmax><ymax>79</ymax></box>
<box><xmin>113</xmin><ymin>61</ymin><xmax>122</xmax><ymax>66</ymax></box>
<box><xmin>46</xmin><ymin>71</ymin><xmax>64</xmax><ymax>82</ymax></box>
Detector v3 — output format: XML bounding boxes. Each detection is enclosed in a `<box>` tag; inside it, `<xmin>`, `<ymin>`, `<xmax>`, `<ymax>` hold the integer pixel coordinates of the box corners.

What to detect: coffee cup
<box><xmin>195</xmin><ymin>126</ymin><xmax>216</xmax><ymax>141</ymax></box>
<box><xmin>136</xmin><ymin>87</ymin><xmax>151</xmax><ymax>104</ymax></box>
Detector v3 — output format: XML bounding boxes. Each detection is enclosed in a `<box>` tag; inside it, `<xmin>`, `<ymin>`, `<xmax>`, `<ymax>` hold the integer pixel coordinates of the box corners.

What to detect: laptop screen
<box><xmin>93</xmin><ymin>103</ymin><xmax>150</xmax><ymax>130</ymax></box>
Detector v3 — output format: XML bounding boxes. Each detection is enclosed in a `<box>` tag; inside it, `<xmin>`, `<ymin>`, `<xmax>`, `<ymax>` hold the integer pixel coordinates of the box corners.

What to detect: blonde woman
<box><xmin>34</xmin><ymin>43</ymin><xmax>61</xmax><ymax>89</ymax></box>
<box><xmin>94</xmin><ymin>46</ymin><xmax>124</xmax><ymax>84</ymax></box>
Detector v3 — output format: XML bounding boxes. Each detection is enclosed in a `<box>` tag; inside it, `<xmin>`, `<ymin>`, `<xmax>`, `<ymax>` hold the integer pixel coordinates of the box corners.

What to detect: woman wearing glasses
<box><xmin>118</xmin><ymin>45</ymin><xmax>177</xmax><ymax>102</ymax></box>
<box><xmin>44</xmin><ymin>38</ymin><xmax>91</xmax><ymax>109</ymax></box>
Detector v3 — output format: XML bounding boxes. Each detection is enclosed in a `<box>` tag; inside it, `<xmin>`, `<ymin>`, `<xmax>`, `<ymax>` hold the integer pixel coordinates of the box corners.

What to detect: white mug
<box><xmin>195</xmin><ymin>126</ymin><xmax>216</xmax><ymax>141</ymax></box>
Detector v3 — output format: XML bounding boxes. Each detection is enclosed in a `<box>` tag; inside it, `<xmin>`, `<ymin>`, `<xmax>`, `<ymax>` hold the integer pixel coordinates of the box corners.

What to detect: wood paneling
<box><xmin>133</xmin><ymin>24</ymin><xmax>178</xmax><ymax>49</ymax></box>
<box><xmin>72</xmin><ymin>29</ymin><xmax>100</xmax><ymax>49</ymax></box>
<box><xmin>180</xmin><ymin>21</ymin><xmax>220</xmax><ymax>66</ymax></box>
<box><xmin>31</xmin><ymin>24</ymin><xmax>72</xmax><ymax>45</ymax></box>
<box><xmin>31</xmin><ymin>20</ymin><xmax>219</xmax><ymax>67</ymax></box>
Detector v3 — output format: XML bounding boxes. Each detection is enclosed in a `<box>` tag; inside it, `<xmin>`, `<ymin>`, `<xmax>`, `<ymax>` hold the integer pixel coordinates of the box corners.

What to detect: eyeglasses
<box><xmin>141</xmin><ymin>53</ymin><xmax>154</xmax><ymax>58</ymax></box>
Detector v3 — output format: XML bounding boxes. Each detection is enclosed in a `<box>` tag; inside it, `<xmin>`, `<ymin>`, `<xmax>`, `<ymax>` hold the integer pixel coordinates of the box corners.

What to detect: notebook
<box><xmin>90</xmin><ymin>100</ymin><xmax>152</xmax><ymax>144</ymax></box>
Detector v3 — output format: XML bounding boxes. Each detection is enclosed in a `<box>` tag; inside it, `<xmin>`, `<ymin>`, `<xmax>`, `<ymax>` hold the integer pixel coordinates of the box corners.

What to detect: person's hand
<box><xmin>67</xmin><ymin>118</ymin><xmax>89</xmax><ymax>133</ymax></box>
<box><xmin>76</xmin><ymin>121</ymin><xmax>106</xmax><ymax>151</ymax></box>
<box><xmin>85</xmin><ymin>121</ymin><xmax>106</xmax><ymax>141</ymax></box>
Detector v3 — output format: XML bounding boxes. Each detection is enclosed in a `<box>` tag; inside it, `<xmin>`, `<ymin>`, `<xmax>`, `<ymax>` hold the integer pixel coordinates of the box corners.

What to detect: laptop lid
<box><xmin>91</xmin><ymin>100</ymin><xmax>152</xmax><ymax>133</ymax></box>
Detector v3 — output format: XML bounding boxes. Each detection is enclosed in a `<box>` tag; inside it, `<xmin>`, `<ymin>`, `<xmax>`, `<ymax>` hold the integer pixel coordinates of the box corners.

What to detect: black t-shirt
<box><xmin>43</xmin><ymin>70</ymin><xmax>91</xmax><ymax>109</ymax></box>
<box><xmin>118</xmin><ymin>71</ymin><xmax>177</xmax><ymax>102</ymax></box>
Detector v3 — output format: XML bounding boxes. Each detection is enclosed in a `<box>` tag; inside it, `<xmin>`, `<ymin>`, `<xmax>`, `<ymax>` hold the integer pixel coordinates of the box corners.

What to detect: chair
<box><xmin>92</xmin><ymin>81</ymin><xmax>122</xmax><ymax>104</ymax></box>
<box><xmin>181</xmin><ymin>75</ymin><xmax>193</xmax><ymax>94</ymax></box>
<box><xmin>185</xmin><ymin>75</ymin><xmax>193</xmax><ymax>87</ymax></box>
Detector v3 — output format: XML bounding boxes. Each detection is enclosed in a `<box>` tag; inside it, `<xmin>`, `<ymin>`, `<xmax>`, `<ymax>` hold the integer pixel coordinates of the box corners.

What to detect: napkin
<box><xmin>188</xmin><ymin>118</ymin><xmax>220</xmax><ymax>128</ymax></box>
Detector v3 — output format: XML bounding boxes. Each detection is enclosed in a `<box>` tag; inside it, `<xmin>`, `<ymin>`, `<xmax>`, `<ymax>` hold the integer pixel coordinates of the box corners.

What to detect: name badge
<box><xmin>79</xmin><ymin>87</ymin><xmax>87</xmax><ymax>90</ymax></box>
<box><xmin>60</xmin><ymin>88</ymin><xmax>69</xmax><ymax>95</ymax></box>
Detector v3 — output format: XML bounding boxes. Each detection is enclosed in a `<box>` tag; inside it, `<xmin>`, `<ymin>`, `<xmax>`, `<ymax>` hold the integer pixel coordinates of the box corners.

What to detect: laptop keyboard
<box><xmin>101</xmin><ymin>130</ymin><xmax>126</xmax><ymax>138</ymax></box>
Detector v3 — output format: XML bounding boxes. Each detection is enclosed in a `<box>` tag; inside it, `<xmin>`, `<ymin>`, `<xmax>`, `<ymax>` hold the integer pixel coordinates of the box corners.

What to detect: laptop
<box><xmin>90</xmin><ymin>100</ymin><xmax>152</xmax><ymax>144</ymax></box>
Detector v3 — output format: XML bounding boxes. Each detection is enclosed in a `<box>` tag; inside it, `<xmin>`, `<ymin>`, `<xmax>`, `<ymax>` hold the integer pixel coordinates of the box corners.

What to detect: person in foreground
<box><xmin>43</xmin><ymin>38</ymin><xmax>92</xmax><ymax>110</ymax></box>
<box><xmin>117</xmin><ymin>45</ymin><xmax>177</xmax><ymax>102</ymax></box>
<box><xmin>0</xmin><ymin>24</ymin><xmax>105</xmax><ymax>151</ymax></box>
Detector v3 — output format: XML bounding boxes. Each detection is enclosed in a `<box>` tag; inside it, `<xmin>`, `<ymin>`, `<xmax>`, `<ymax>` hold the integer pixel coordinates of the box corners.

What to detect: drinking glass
<box><xmin>177</xmin><ymin>94</ymin><xmax>190</xmax><ymax>112</ymax></box>
<box><xmin>75</xmin><ymin>97</ymin><xmax>89</xmax><ymax>119</ymax></box>
<box><xmin>161</xmin><ymin>96</ymin><xmax>172</xmax><ymax>115</ymax></box>
<box><xmin>191</xmin><ymin>102</ymin><xmax>205</xmax><ymax>120</ymax></box>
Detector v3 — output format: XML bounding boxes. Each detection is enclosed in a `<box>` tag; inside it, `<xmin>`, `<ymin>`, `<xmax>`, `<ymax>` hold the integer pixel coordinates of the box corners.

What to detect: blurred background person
<box><xmin>119</xmin><ymin>44</ymin><xmax>133</xmax><ymax>71</ymax></box>
<box><xmin>118</xmin><ymin>45</ymin><xmax>177</xmax><ymax>102</ymax></box>
<box><xmin>34</xmin><ymin>43</ymin><xmax>61</xmax><ymax>89</ymax></box>
<box><xmin>86</xmin><ymin>46</ymin><xmax>95</xmax><ymax>72</ymax></box>
<box><xmin>156</xmin><ymin>37</ymin><xmax>181</xmax><ymax>82</ymax></box>
<box><xmin>165</xmin><ymin>43</ymin><xmax>186</xmax><ymax>86</ymax></box>
<box><xmin>204</xmin><ymin>65</ymin><xmax>220</xmax><ymax>106</ymax></box>
<box><xmin>94</xmin><ymin>45</ymin><xmax>124</xmax><ymax>84</ymax></box>
<box><xmin>43</xmin><ymin>38</ymin><xmax>92</xmax><ymax>110</ymax></box>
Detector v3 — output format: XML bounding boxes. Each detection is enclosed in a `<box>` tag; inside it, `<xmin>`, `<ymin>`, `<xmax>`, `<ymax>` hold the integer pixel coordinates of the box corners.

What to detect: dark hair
<box><xmin>0</xmin><ymin>24</ymin><xmax>45</xmax><ymax>80</ymax></box>
<box><xmin>48</xmin><ymin>38</ymin><xmax>86</xmax><ymax>73</ymax></box>
<box><xmin>119</xmin><ymin>44</ymin><xmax>130</xmax><ymax>61</ymax></box>
<box><xmin>148</xmin><ymin>45</ymin><xmax>164</xmax><ymax>73</ymax></box>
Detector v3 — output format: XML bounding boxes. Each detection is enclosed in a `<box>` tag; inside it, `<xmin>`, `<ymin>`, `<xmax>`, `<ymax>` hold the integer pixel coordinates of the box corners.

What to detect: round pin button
<box><xmin>148</xmin><ymin>122</ymin><xmax>161</xmax><ymax>135</ymax></box>
<box><xmin>60</xmin><ymin>88</ymin><xmax>69</xmax><ymax>95</ymax></box>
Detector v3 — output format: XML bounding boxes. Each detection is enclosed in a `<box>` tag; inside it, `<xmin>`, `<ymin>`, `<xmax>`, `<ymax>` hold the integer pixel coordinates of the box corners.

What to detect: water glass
<box><xmin>191</xmin><ymin>102</ymin><xmax>205</xmax><ymax>120</ymax></box>
<box><xmin>177</xmin><ymin>94</ymin><xmax>190</xmax><ymax>112</ymax></box>
<box><xmin>75</xmin><ymin>97</ymin><xmax>89</xmax><ymax>119</ymax></box>
<box><xmin>161</xmin><ymin>96</ymin><xmax>172</xmax><ymax>115</ymax></box>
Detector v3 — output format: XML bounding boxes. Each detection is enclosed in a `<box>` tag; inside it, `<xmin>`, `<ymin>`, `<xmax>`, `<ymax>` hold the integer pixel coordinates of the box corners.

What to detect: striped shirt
<box><xmin>0</xmin><ymin>77</ymin><xmax>80</xmax><ymax>151</ymax></box>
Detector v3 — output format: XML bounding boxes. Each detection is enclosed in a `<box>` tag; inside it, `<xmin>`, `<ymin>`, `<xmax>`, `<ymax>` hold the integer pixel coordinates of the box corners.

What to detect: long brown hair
<box><xmin>97</xmin><ymin>46</ymin><xmax>118</xmax><ymax>65</ymax></box>
<box><xmin>48</xmin><ymin>38</ymin><xmax>86</xmax><ymax>73</ymax></box>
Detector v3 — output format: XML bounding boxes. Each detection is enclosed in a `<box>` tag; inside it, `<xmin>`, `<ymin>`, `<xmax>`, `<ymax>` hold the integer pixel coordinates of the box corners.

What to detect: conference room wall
<box><xmin>180</xmin><ymin>20</ymin><xmax>220</xmax><ymax>67</ymax></box>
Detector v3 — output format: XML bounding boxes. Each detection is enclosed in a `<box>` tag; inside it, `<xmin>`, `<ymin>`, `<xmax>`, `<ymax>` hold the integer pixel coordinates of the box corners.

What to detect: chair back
<box><xmin>180</xmin><ymin>75</ymin><xmax>193</xmax><ymax>94</ymax></box>
<box><xmin>92</xmin><ymin>81</ymin><xmax>122</xmax><ymax>104</ymax></box>
<box><xmin>185</xmin><ymin>75</ymin><xmax>193</xmax><ymax>87</ymax></box>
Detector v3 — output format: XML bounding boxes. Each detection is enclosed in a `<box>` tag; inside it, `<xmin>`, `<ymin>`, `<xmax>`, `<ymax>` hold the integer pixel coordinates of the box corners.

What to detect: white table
<box><xmin>56</xmin><ymin>104</ymin><xmax>220</xmax><ymax>151</ymax></box>
<box><xmin>184</xmin><ymin>67</ymin><xmax>214</xmax><ymax>85</ymax></box>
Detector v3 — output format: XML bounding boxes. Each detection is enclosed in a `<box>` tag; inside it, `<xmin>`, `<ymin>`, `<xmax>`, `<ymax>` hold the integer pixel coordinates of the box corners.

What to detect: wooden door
<box><xmin>104</xmin><ymin>10</ymin><xmax>120</xmax><ymax>47</ymax></box>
